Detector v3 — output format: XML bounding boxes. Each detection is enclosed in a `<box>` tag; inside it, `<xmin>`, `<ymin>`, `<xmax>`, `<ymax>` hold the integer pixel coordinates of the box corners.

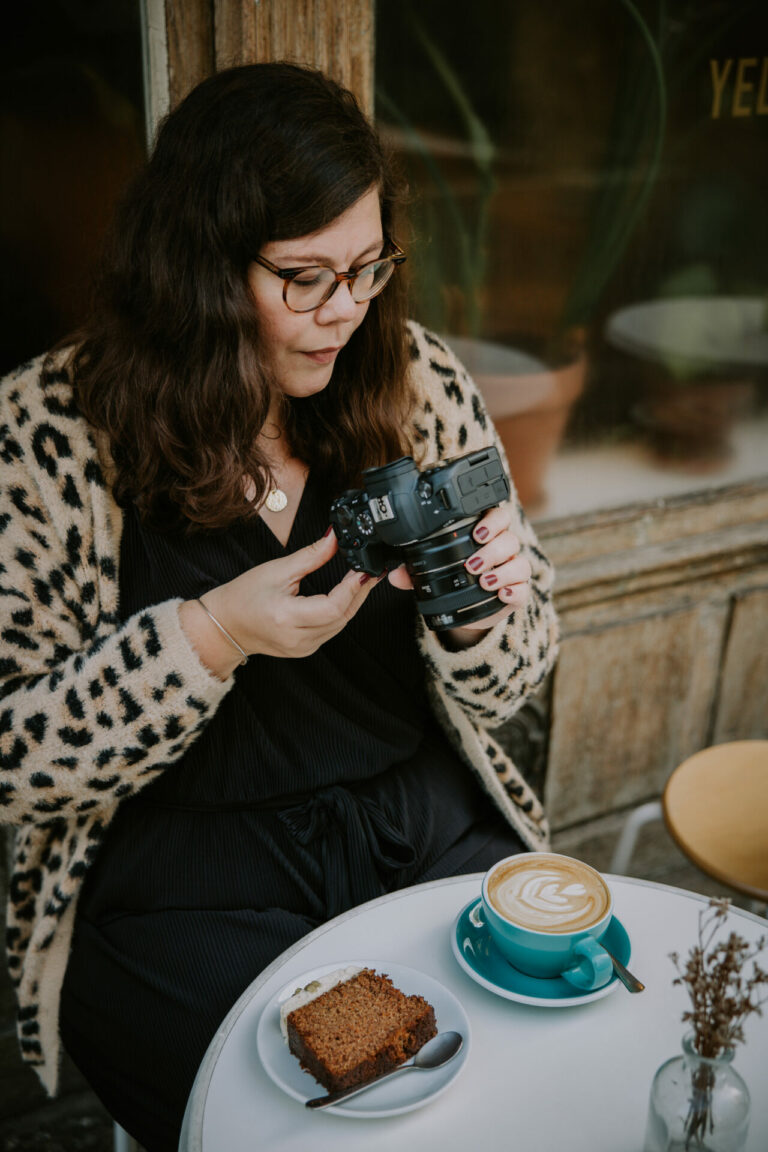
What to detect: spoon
<box><xmin>305</xmin><ymin>1030</ymin><xmax>464</xmax><ymax>1109</ymax></box>
<box><xmin>603</xmin><ymin>946</ymin><xmax>645</xmax><ymax>993</ymax></box>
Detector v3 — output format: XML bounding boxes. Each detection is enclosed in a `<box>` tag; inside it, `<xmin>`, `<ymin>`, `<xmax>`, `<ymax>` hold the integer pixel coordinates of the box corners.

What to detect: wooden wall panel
<box><xmin>163</xmin><ymin>1</ymin><xmax>375</xmax><ymax>115</ymax></box>
<box><xmin>213</xmin><ymin>0</ymin><xmax>375</xmax><ymax>114</ymax></box>
<box><xmin>545</xmin><ymin>602</ymin><xmax>728</xmax><ymax>829</ymax></box>
<box><xmin>166</xmin><ymin>0</ymin><xmax>215</xmax><ymax>108</ymax></box>
<box><xmin>713</xmin><ymin>587</ymin><xmax>768</xmax><ymax>743</ymax></box>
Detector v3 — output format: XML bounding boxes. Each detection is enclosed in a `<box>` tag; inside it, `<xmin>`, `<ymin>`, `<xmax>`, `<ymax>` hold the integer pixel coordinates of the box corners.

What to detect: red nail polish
<box><xmin>467</xmin><ymin>556</ymin><xmax>483</xmax><ymax>572</ymax></box>
<box><xmin>323</xmin><ymin>525</ymin><xmax>334</xmax><ymax>537</ymax></box>
<box><xmin>503</xmin><ymin>586</ymin><xmax>514</xmax><ymax>596</ymax></box>
<box><xmin>359</xmin><ymin>573</ymin><xmax>371</xmax><ymax>586</ymax></box>
<box><xmin>484</xmin><ymin>573</ymin><xmax>498</xmax><ymax>587</ymax></box>
<box><xmin>475</xmin><ymin>526</ymin><xmax>489</xmax><ymax>541</ymax></box>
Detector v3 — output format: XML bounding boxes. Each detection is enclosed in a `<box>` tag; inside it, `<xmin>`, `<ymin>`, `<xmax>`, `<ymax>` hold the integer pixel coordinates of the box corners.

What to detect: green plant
<box><xmin>559</xmin><ymin>0</ymin><xmax>667</xmax><ymax>332</ymax></box>
<box><xmin>377</xmin><ymin>9</ymin><xmax>495</xmax><ymax>337</ymax></box>
<box><xmin>378</xmin><ymin>1</ymin><xmax>668</xmax><ymax>347</ymax></box>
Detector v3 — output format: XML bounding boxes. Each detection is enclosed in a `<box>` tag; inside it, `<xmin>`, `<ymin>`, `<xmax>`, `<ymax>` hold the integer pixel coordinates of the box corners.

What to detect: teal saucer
<box><xmin>451</xmin><ymin>898</ymin><xmax>632</xmax><ymax>1007</ymax></box>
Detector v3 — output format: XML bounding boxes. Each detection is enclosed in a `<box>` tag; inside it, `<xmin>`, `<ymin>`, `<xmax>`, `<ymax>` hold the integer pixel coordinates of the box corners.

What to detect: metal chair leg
<box><xmin>610</xmin><ymin>800</ymin><xmax>663</xmax><ymax>875</ymax></box>
<box><xmin>114</xmin><ymin>1120</ymin><xmax>139</xmax><ymax>1152</ymax></box>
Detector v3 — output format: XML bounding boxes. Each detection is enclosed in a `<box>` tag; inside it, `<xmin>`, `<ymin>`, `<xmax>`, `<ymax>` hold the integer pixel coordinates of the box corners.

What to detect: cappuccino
<box><xmin>487</xmin><ymin>853</ymin><xmax>610</xmax><ymax>934</ymax></box>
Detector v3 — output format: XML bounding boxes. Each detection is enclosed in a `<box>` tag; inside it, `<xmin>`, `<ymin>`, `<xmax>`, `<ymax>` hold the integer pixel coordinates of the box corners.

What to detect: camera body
<box><xmin>329</xmin><ymin>446</ymin><xmax>510</xmax><ymax>630</ymax></box>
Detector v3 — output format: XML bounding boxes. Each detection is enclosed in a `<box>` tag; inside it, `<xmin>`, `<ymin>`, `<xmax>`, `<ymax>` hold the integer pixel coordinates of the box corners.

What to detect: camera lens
<box><xmin>400</xmin><ymin>518</ymin><xmax>501</xmax><ymax>630</ymax></box>
<box><xmin>331</xmin><ymin>446</ymin><xmax>510</xmax><ymax>631</ymax></box>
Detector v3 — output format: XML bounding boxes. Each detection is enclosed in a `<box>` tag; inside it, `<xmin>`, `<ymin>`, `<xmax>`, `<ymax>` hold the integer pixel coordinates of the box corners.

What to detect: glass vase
<box><xmin>644</xmin><ymin>1033</ymin><xmax>751</xmax><ymax>1152</ymax></box>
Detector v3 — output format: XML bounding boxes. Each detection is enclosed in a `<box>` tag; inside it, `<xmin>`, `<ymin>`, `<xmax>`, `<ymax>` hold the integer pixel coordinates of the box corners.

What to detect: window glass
<box><xmin>376</xmin><ymin>0</ymin><xmax>768</xmax><ymax>519</ymax></box>
<box><xmin>1</xmin><ymin>1</ymin><xmax>145</xmax><ymax>376</ymax></box>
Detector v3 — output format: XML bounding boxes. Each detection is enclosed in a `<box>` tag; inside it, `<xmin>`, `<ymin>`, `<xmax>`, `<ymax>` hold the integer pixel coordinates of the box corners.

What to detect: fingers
<box><xmin>471</xmin><ymin>504</ymin><xmax>511</xmax><ymax>544</ymax></box>
<box><xmin>267</xmin><ymin>510</ymin><xmax>530</xmax><ymax>655</ymax></box>
<box><xmin>288</xmin><ymin>567</ymin><xmax>382</xmax><ymax>630</ymax></box>
<box><xmin>449</xmin><ymin>579</ymin><xmax>529</xmax><ymax>639</ymax></box>
<box><xmin>476</xmin><ymin>551</ymin><xmax>531</xmax><ymax>593</ymax></box>
<box><xmin>461</xmin><ymin>507</ymin><xmax>531</xmax><ymax>613</ymax></box>
<box><xmin>278</xmin><ymin>528</ymin><xmax>338</xmax><ymax>588</ymax></box>
<box><xmin>495</xmin><ymin>580</ymin><xmax>531</xmax><ymax>608</ymax></box>
<box><xmin>218</xmin><ymin>529</ymin><xmax>386</xmax><ymax>660</ymax></box>
<box><xmin>386</xmin><ymin>563</ymin><xmax>413</xmax><ymax>591</ymax></box>
<box><xmin>466</xmin><ymin>529</ymin><xmax>522</xmax><ymax>573</ymax></box>
<box><xmin>466</xmin><ymin>522</ymin><xmax>529</xmax><ymax>583</ymax></box>
<box><xmin>327</xmin><ymin>569</ymin><xmax>385</xmax><ymax>623</ymax></box>
<box><xmin>244</xmin><ymin>565</ymin><xmax>382</xmax><ymax>659</ymax></box>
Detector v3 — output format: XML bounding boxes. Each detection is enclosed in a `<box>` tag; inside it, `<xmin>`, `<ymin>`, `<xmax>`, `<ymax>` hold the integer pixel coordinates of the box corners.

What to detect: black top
<box><xmin>80</xmin><ymin>472</ymin><xmax>500</xmax><ymax>924</ymax></box>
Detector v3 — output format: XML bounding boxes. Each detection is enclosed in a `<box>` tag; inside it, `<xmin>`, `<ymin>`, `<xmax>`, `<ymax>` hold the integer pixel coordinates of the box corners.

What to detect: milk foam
<box><xmin>488</xmin><ymin>856</ymin><xmax>610</xmax><ymax>933</ymax></box>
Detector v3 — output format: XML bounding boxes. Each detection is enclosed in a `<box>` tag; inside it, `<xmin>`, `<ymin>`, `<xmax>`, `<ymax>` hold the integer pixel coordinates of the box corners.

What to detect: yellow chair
<box><xmin>610</xmin><ymin>741</ymin><xmax>768</xmax><ymax>910</ymax></box>
<box><xmin>663</xmin><ymin>740</ymin><xmax>768</xmax><ymax>904</ymax></box>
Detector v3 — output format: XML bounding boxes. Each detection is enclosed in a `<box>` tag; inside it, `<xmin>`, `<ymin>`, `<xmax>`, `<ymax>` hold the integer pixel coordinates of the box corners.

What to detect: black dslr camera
<box><xmin>329</xmin><ymin>446</ymin><xmax>510</xmax><ymax>630</ymax></box>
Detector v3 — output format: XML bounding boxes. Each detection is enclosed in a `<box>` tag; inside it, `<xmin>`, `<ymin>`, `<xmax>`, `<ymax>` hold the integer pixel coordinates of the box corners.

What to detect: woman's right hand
<box><xmin>179</xmin><ymin>530</ymin><xmax>378</xmax><ymax>678</ymax></box>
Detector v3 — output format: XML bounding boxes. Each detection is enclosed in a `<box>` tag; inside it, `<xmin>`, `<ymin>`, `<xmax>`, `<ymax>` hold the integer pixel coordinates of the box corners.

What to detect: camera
<box><xmin>329</xmin><ymin>446</ymin><xmax>510</xmax><ymax>630</ymax></box>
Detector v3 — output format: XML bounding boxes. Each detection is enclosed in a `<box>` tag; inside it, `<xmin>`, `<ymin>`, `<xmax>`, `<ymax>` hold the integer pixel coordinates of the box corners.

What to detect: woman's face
<box><xmin>247</xmin><ymin>186</ymin><xmax>383</xmax><ymax>401</ymax></box>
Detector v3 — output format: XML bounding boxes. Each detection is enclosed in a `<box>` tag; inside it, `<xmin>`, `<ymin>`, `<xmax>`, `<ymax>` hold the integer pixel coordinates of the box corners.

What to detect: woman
<box><xmin>0</xmin><ymin>63</ymin><xmax>557</xmax><ymax>1149</ymax></box>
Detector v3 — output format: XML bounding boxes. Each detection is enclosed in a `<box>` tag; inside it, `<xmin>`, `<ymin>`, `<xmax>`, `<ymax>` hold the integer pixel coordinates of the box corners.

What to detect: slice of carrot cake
<box><xmin>281</xmin><ymin>967</ymin><xmax>437</xmax><ymax>1093</ymax></box>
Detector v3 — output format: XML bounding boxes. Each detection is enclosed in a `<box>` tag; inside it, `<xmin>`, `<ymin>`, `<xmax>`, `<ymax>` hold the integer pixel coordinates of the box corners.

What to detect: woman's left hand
<box><xmin>387</xmin><ymin>504</ymin><xmax>531</xmax><ymax>647</ymax></box>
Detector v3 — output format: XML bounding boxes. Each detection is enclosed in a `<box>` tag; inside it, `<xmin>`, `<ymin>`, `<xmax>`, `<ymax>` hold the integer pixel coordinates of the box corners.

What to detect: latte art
<box><xmin>487</xmin><ymin>855</ymin><xmax>610</xmax><ymax>933</ymax></box>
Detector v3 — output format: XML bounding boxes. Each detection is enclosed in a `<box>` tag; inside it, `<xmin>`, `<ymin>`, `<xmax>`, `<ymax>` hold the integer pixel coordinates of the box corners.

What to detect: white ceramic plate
<box><xmin>256</xmin><ymin>959</ymin><xmax>470</xmax><ymax>1118</ymax></box>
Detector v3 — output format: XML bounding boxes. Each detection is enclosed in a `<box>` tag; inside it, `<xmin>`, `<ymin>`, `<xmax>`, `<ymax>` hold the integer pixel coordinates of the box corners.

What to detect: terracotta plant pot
<box><xmin>606</xmin><ymin>296</ymin><xmax>765</xmax><ymax>472</ymax></box>
<box><xmin>444</xmin><ymin>334</ymin><xmax>587</xmax><ymax>512</ymax></box>
<box><xmin>632</xmin><ymin>378</ymin><xmax>755</xmax><ymax>472</ymax></box>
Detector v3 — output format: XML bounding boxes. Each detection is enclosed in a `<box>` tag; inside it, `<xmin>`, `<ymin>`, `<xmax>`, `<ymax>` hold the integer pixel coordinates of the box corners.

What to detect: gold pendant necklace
<box><xmin>265</xmin><ymin>487</ymin><xmax>288</xmax><ymax>513</ymax></box>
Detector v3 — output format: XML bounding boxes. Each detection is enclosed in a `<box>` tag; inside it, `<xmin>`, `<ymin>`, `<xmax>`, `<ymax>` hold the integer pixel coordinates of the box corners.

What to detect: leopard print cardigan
<box><xmin>0</xmin><ymin>320</ymin><xmax>558</xmax><ymax>1093</ymax></box>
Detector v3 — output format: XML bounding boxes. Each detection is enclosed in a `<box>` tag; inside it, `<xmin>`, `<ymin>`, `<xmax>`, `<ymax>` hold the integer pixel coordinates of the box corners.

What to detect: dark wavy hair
<box><xmin>70</xmin><ymin>62</ymin><xmax>413</xmax><ymax>530</ymax></box>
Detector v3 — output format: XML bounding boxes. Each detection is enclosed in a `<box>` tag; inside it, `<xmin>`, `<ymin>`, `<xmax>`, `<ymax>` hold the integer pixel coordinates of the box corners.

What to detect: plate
<box><xmin>451</xmin><ymin>898</ymin><xmax>632</xmax><ymax>1007</ymax></box>
<box><xmin>256</xmin><ymin>959</ymin><xmax>471</xmax><ymax>1118</ymax></box>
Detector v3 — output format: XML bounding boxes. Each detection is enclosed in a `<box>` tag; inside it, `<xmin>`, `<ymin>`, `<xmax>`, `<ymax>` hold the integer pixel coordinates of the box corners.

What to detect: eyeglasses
<box><xmin>253</xmin><ymin>240</ymin><xmax>406</xmax><ymax>313</ymax></box>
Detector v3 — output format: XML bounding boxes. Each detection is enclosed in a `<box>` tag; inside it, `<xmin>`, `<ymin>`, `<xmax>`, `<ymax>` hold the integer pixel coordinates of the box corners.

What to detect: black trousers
<box><xmin>60</xmin><ymin>818</ymin><xmax>523</xmax><ymax>1152</ymax></box>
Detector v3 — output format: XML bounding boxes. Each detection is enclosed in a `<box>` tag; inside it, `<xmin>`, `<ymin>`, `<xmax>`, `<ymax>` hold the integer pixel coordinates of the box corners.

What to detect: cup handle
<box><xmin>561</xmin><ymin>937</ymin><xmax>613</xmax><ymax>991</ymax></box>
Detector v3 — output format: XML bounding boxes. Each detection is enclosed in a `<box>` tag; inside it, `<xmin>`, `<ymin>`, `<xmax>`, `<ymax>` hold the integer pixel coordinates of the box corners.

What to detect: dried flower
<box><xmin>670</xmin><ymin>898</ymin><xmax>768</xmax><ymax>1060</ymax></box>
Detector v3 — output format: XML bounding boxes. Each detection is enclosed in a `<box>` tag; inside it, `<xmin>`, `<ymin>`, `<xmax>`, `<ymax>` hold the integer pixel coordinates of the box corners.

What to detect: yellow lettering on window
<box><xmin>758</xmin><ymin>57</ymin><xmax>768</xmax><ymax>115</ymax></box>
<box><xmin>710</xmin><ymin>58</ymin><xmax>732</xmax><ymax>119</ymax></box>
<box><xmin>733</xmin><ymin>58</ymin><xmax>758</xmax><ymax>117</ymax></box>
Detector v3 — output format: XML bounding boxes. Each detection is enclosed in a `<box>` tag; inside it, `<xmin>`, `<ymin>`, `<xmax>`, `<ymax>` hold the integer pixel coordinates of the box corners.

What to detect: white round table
<box><xmin>179</xmin><ymin>875</ymin><xmax>768</xmax><ymax>1152</ymax></box>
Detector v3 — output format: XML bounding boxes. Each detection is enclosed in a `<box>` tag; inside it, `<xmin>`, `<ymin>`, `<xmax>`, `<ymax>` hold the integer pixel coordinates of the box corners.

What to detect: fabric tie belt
<box><xmin>278</xmin><ymin>784</ymin><xmax>417</xmax><ymax>919</ymax></box>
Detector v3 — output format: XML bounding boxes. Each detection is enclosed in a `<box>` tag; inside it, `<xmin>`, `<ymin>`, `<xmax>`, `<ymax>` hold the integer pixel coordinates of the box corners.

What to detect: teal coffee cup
<box><xmin>480</xmin><ymin>852</ymin><xmax>614</xmax><ymax>991</ymax></box>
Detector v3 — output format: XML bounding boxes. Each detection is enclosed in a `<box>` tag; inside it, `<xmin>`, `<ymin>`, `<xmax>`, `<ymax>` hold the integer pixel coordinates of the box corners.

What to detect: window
<box><xmin>1</xmin><ymin>1</ymin><xmax>146</xmax><ymax>375</ymax></box>
<box><xmin>376</xmin><ymin>0</ymin><xmax>768</xmax><ymax>518</ymax></box>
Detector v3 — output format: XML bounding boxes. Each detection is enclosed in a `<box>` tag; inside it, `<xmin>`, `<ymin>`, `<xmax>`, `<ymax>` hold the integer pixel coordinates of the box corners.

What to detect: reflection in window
<box><xmin>376</xmin><ymin>0</ymin><xmax>768</xmax><ymax>516</ymax></box>
<box><xmin>1</xmin><ymin>1</ymin><xmax>146</xmax><ymax>376</ymax></box>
